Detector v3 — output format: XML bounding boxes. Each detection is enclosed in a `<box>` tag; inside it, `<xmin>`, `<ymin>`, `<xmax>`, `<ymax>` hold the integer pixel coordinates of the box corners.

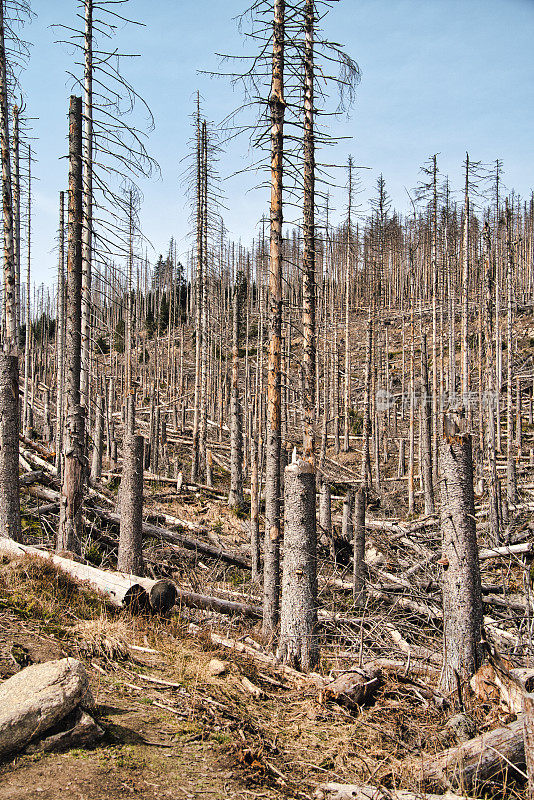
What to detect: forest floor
<box><xmin>0</xmin><ymin>477</ymin><xmax>530</xmax><ymax>800</ymax></box>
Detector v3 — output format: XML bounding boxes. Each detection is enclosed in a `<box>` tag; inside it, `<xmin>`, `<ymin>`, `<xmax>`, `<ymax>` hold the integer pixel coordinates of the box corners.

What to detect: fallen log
<box><xmin>0</xmin><ymin>537</ymin><xmax>176</xmax><ymax>612</ymax></box>
<box><xmin>175</xmin><ymin>589</ymin><xmax>262</xmax><ymax>619</ymax></box>
<box><xmin>19</xmin><ymin>470</ymin><xmax>45</xmax><ymax>486</ymax></box>
<box><xmin>478</xmin><ymin>542</ymin><xmax>532</xmax><ymax>560</ymax></box>
<box><xmin>23</xmin><ymin>484</ymin><xmax>251</xmax><ymax>570</ymax></box>
<box><xmin>90</xmin><ymin>504</ymin><xmax>251</xmax><ymax>569</ymax></box>
<box><xmin>0</xmin><ymin>658</ymin><xmax>92</xmax><ymax>759</ymax></box>
<box><xmin>410</xmin><ymin>715</ymin><xmax>525</xmax><ymax>790</ymax></box>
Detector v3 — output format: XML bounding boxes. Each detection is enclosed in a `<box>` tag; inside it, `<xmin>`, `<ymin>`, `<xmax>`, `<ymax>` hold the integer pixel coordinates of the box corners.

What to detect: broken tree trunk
<box><xmin>278</xmin><ymin>459</ymin><xmax>318</xmax><ymax>672</ymax></box>
<box><xmin>117</xmin><ymin>433</ymin><xmax>144</xmax><ymax>575</ymax></box>
<box><xmin>439</xmin><ymin>428</ymin><xmax>483</xmax><ymax>690</ymax></box>
<box><xmin>58</xmin><ymin>95</ymin><xmax>85</xmax><ymax>556</ymax></box>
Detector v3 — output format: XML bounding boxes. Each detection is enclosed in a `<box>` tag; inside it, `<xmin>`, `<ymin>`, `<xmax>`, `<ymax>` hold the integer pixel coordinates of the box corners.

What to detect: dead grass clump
<box><xmin>72</xmin><ymin>617</ymin><xmax>132</xmax><ymax>660</ymax></box>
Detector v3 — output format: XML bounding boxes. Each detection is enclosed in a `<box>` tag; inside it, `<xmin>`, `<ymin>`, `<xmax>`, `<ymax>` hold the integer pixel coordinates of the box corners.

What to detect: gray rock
<box><xmin>0</xmin><ymin>657</ymin><xmax>90</xmax><ymax>759</ymax></box>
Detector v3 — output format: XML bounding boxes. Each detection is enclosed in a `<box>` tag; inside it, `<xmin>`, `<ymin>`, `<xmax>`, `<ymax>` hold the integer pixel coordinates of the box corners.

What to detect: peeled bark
<box><xmin>278</xmin><ymin>459</ymin><xmax>318</xmax><ymax>671</ymax></box>
<box><xmin>440</xmin><ymin>429</ymin><xmax>483</xmax><ymax>690</ymax></box>
<box><xmin>117</xmin><ymin>433</ymin><xmax>144</xmax><ymax>576</ymax></box>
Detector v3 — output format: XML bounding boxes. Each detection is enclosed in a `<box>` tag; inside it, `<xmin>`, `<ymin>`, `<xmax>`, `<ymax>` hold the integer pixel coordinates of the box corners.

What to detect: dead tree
<box><xmin>279</xmin><ymin>0</ymin><xmax>319</xmax><ymax>668</ymax></box>
<box><xmin>0</xmin><ymin>0</ymin><xmax>20</xmax><ymax>541</ymax></box>
<box><xmin>55</xmin><ymin>192</ymin><xmax>66</xmax><ymax>476</ymax></box>
<box><xmin>420</xmin><ymin>333</ymin><xmax>434</xmax><ymax>514</ymax></box>
<box><xmin>353</xmin><ymin>487</ymin><xmax>366</xmax><ymax>605</ymax></box>
<box><xmin>228</xmin><ymin>274</ymin><xmax>244</xmax><ymax>508</ymax></box>
<box><xmin>57</xmin><ymin>96</ymin><xmax>85</xmax><ymax>555</ymax></box>
<box><xmin>440</xmin><ymin>424</ymin><xmax>483</xmax><ymax>690</ymax></box>
<box><xmin>278</xmin><ymin>459</ymin><xmax>318</xmax><ymax>671</ymax></box>
<box><xmin>117</xmin><ymin>433</ymin><xmax>144</xmax><ymax>575</ymax></box>
<box><xmin>263</xmin><ymin>0</ymin><xmax>285</xmax><ymax>635</ymax></box>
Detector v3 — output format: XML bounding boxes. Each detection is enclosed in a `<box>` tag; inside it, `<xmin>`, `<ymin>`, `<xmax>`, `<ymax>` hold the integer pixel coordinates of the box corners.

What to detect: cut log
<box><xmin>411</xmin><ymin>715</ymin><xmax>526</xmax><ymax>789</ymax></box>
<box><xmin>0</xmin><ymin>658</ymin><xmax>91</xmax><ymax>759</ymax></box>
<box><xmin>0</xmin><ymin>537</ymin><xmax>175</xmax><ymax>612</ymax></box>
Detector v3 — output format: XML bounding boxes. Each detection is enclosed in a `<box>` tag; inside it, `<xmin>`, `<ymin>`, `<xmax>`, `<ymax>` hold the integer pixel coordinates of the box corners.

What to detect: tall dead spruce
<box><xmin>279</xmin><ymin>0</ymin><xmax>318</xmax><ymax>671</ymax></box>
<box><xmin>263</xmin><ymin>0</ymin><xmax>286</xmax><ymax>635</ymax></box>
<box><xmin>57</xmin><ymin>96</ymin><xmax>85</xmax><ymax>555</ymax></box>
<box><xmin>0</xmin><ymin>0</ymin><xmax>21</xmax><ymax>542</ymax></box>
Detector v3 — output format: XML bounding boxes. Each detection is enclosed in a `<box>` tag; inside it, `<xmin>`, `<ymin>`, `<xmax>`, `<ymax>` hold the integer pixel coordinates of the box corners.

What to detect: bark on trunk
<box><xmin>229</xmin><ymin>279</ymin><xmax>244</xmax><ymax>508</ymax></box>
<box><xmin>439</xmin><ymin>428</ymin><xmax>483</xmax><ymax>690</ymax></box>
<box><xmin>0</xmin><ymin>353</ymin><xmax>21</xmax><ymax>540</ymax></box>
<box><xmin>58</xmin><ymin>96</ymin><xmax>85</xmax><ymax>556</ymax></box>
<box><xmin>353</xmin><ymin>488</ymin><xmax>366</xmax><ymax>605</ymax></box>
<box><xmin>278</xmin><ymin>459</ymin><xmax>318</xmax><ymax>672</ymax></box>
<box><xmin>263</xmin><ymin>0</ymin><xmax>285</xmax><ymax>635</ymax></box>
<box><xmin>117</xmin><ymin>433</ymin><xmax>144</xmax><ymax>576</ymax></box>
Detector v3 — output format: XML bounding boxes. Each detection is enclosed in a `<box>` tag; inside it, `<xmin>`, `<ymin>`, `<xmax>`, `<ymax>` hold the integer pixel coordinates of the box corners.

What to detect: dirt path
<box><xmin>0</xmin><ymin>606</ymin><xmax>283</xmax><ymax>800</ymax></box>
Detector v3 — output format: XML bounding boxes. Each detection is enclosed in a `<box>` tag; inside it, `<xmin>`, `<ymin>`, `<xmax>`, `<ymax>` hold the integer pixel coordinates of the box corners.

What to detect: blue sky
<box><xmin>20</xmin><ymin>0</ymin><xmax>534</xmax><ymax>286</ymax></box>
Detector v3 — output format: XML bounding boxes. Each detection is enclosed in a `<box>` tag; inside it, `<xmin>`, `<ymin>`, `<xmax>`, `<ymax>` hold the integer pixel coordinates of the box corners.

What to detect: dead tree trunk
<box><xmin>421</xmin><ymin>333</ymin><xmax>435</xmax><ymax>514</ymax></box>
<box><xmin>229</xmin><ymin>277</ymin><xmax>244</xmax><ymax>508</ymax></box>
<box><xmin>318</xmin><ymin>478</ymin><xmax>331</xmax><ymax>546</ymax></box>
<box><xmin>250</xmin><ymin>433</ymin><xmax>261</xmax><ymax>583</ymax></box>
<box><xmin>263</xmin><ymin>0</ymin><xmax>285</xmax><ymax>635</ymax></box>
<box><xmin>483</xmin><ymin>221</ymin><xmax>501</xmax><ymax>544</ymax></box>
<box><xmin>353</xmin><ymin>487</ymin><xmax>366</xmax><ymax>605</ymax></box>
<box><xmin>439</xmin><ymin>426</ymin><xmax>483</xmax><ymax>690</ymax></box>
<box><xmin>278</xmin><ymin>459</ymin><xmax>318</xmax><ymax>671</ymax></box>
<box><xmin>505</xmin><ymin>199</ymin><xmax>517</xmax><ymax>505</ymax></box>
<box><xmin>117</xmin><ymin>433</ymin><xmax>144</xmax><ymax>576</ymax></box>
<box><xmin>90</xmin><ymin>389</ymin><xmax>103</xmax><ymax>484</ymax></box>
<box><xmin>58</xmin><ymin>96</ymin><xmax>85</xmax><ymax>555</ymax></box>
<box><xmin>281</xmin><ymin>0</ymin><xmax>319</xmax><ymax>667</ymax></box>
<box><xmin>80</xmin><ymin>0</ymin><xmax>93</xmax><ymax>418</ymax></box>
<box><xmin>0</xmin><ymin>0</ymin><xmax>21</xmax><ymax>541</ymax></box>
<box><xmin>360</xmin><ymin>309</ymin><xmax>372</xmax><ymax>489</ymax></box>
<box><xmin>55</xmin><ymin>192</ymin><xmax>66</xmax><ymax>477</ymax></box>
